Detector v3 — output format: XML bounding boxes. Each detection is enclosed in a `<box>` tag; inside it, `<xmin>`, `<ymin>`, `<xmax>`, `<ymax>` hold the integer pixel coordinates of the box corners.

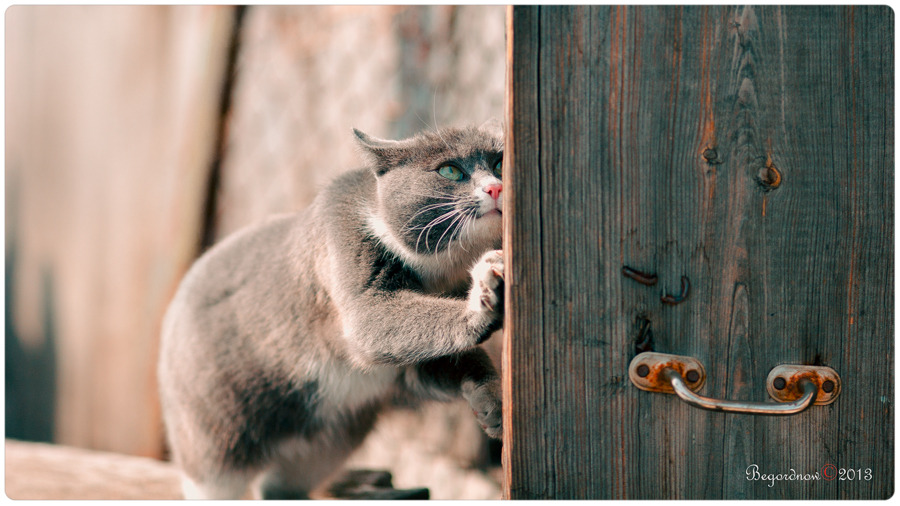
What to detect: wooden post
<box><xmin>503</xmin><ymin>5</ymin><xmax>892</xmax><ymax>499</ymax></box>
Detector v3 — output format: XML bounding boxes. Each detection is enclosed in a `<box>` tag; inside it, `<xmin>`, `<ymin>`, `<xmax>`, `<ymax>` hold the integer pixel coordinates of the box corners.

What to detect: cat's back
<box><xmin>159</xmin><ymin>213</ymin><xmax>306</xmax><ymax>367</ymax></box>
<box><xmin>160</xmin><ymin>168</ymin><xmax>377</xmax><ymax>349</ymax></box>
<box><xmin>173</xmin><ymin>212</ymin><xmax>305</xmax><ymax>309</ymax></box>
<box><xmin>309</xmin><ymin>167</ymin><xmax>376</xmax><ymax>234</ymax></box>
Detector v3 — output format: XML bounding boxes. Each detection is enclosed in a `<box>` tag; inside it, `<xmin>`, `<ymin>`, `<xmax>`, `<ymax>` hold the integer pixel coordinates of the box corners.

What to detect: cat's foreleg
<box><xmin>462</xmin><ymin>374</ymin><xmax>502</xmax><ymax>439</ymax></box>
<box><xmin>404</xmin><ymin>348</ymin><xmax>502</xmax><ymax>439</ymax></box>
<box><xmin>343</xmin><ymin>250</ymin><xmax>504</xmax><ymax>365</ymax></box>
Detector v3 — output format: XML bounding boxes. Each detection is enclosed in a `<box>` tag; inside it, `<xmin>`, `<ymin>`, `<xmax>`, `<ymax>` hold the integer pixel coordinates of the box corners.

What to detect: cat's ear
<box><xmin>353</xmin><ymin>128</ymin><xmax>401</xmax><ymax>151</ymax></box>
<box><xmin>353</xmin><ymin>128</ymin><xmax>404</xmax><ymax>176</ymax></box>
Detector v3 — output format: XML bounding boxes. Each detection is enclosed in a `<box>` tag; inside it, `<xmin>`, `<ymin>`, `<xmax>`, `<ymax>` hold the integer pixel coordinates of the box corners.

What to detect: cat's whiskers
<box><xmin>422</xmin><ymin>210</ymin><xmax>461</xmax><ymax>253</ymax></box>
<box><xmin>456</xmin><ymin>208</ymin><xmax>479</xmax><ymax>252</ymax></box>
<box><xmin>403</xmin><ymin>201</ymin><xmax>458</xmax><ymax>230</ymax></box>
<box><xmin>442</xmin><ymin>214</ymin><xmax>468</xmax><ymax>263</ymax></box>
<box><xmin>411</xmin><ymin>106</ymin><xmax>433</xmax><ymax>135</ymax></box>
<box><xmin>459</xmin><ymin>208</ymin><xmax>482</xmax><ymax>253</ymax></box>
<box><xmin>433</xmin><ymin>205</ymin><xmax>479</xmax><ymax>266</ymax></box>
<box><xmin>411</xmin><ymin>195</ymin><xmax>474</xmax><ymax>223</ymax></box>
<box><xmin>412</xmin><ymin>208</ymin><xmax>463</xmax><ymax>254</ymax></box>
<box><xmin>434</xmin><ymin>210</ymin><xmax>469</xmax><ymax>256</ymax></box>
<box><xmin>432</xmin><ymin>89</ymin><xmax>452</xmax><ymax>151</ymax></box>
<box><xmin>404</xmin><ymin>188</ymin><xmax>491</xmax><ymax>256</ymax></box>
<box><xmin>447</xmin><ymin>202</ymin><xmax>482</xmax><ymax>250</ymax></box>
<box><xmin>407</xmin><ymin>207</ymin><xmax>460</xmax><ymax>233</ymax></box>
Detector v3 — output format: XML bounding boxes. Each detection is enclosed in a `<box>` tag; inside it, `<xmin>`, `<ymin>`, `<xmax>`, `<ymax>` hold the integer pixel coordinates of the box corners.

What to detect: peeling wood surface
<box><xmin>503</xmin><ymin>5</ymin><xmax>892</xmax><ymax>499</ymax></box>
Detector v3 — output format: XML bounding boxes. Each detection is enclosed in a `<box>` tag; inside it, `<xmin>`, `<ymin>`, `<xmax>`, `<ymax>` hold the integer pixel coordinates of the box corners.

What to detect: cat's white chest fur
<box><xmin>314</xmin><ymin>359</ymin><xmax>397</xmax><ymax>412</ymax></box>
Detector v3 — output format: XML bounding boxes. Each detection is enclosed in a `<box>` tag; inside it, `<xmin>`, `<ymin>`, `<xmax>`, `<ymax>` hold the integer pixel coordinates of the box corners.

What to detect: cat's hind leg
<box><xmin>254</xmin><ymin>435</ymin><xmax>364</xmax><ymax>499</ymax></box>
<box><xmin>180</xmin><ymin>471</ymin><xmax>253</xmax><ymax>500</ymax></box>
<box><xmin>255</xmin><ymin>406</ymin><xmax>380</xmax><ymax>499</ymax></box>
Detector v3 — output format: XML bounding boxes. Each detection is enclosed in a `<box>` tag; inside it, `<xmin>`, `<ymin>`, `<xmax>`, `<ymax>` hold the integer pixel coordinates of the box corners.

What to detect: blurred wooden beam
<box><xmin>4</xmin><ymin>440</ymin><xmax>182</xmax><ymax>500</ymax></box>
<box><xmin>5</xmin><ymin>6</ymin><xmax>236</xmax><ymax>458</ymax></box>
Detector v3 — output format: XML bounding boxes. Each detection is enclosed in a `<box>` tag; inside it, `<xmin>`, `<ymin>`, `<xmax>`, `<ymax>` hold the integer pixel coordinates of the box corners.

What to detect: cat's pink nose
<box><xmin>483</xmin><ymin>183</ymin><xmax>502</xmax><ymax>200</ymax></box>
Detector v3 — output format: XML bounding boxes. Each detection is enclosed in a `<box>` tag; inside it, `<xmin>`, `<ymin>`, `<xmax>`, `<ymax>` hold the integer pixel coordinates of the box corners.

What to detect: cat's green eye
<box><xmin>437</xmin><ymin>164</ymin><xmax>465</xmax><ymax>181</ymax></box>
<box><xmin>493</xmin><ymin>158</ymin><xmax>502</xmax><ymax>177</ymax></box>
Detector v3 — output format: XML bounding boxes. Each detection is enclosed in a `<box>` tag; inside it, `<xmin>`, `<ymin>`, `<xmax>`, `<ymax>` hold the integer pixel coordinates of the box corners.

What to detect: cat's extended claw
<box><xmin>480</xmin><ymin>294</ymin><xmax>495</xmax><ymax>312</ymax></box>
<box><xmin>468</xmin><ymin>250</ymin><xmax>504</xmax><ymax>322</ymax></box>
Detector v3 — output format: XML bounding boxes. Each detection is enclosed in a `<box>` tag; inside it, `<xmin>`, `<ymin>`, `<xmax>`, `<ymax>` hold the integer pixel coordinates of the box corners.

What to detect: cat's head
<box><xmin>355</xmin><ymin>122</ymin><xmax>504</xmax><ymax>258</ymax></box>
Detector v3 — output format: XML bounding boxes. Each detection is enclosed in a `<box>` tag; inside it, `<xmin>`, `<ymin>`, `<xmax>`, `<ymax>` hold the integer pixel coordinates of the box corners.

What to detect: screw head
<box><xmin>822</xmin><ymin>380</ymin><xmax>835</xmax><ymax>393</ymax></box>
<box><xmin>685</xmin><ymin>370</ymin><xmax>700</xmax><ymax>383</ymax></box>
<box><xmin>773</xmin><ymin>377</ymin><xmax>787</xmax><ymax>390</ymax></box>
<box><xmin>637</xmin><ymin>364</ymin><xmax>650</xmax><ymax>377</ymax></box>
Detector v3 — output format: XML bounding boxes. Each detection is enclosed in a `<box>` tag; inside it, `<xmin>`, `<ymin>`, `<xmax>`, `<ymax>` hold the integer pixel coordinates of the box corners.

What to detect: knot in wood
<box><xmin>756</xmin><ymin>164</ymin><xmax>782</xmax><ymax>191</ymax></box>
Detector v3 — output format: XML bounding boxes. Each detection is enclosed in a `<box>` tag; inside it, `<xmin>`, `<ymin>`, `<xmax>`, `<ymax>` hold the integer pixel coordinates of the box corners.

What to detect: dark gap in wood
<box><xmin>199</xmin><ymin>5</ymin><xmax>247</xmax><ymax>252</ymax></box>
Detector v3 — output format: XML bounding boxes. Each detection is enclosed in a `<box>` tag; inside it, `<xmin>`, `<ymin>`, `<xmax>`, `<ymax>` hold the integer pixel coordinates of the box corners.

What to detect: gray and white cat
<box><xmin>157</xmin><ymin>123</ymin><xmax>505</xmax><ymax>499</ymax></box>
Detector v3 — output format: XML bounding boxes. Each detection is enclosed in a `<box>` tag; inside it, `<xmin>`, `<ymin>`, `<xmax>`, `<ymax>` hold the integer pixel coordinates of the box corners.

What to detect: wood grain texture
<box><xmin>503</xmin><ymin>5</ymin><xmax>892</xmax><ymax>499</ymax></box>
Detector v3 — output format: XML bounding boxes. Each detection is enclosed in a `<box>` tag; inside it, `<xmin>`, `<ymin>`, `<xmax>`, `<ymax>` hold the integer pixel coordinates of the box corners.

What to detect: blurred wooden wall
<box><xmin>6</xmin><ymin>5</ymin><xmax>506</xmax><ymax>496</ymax></box>
<box><xmin>6</xmin><ymin>5</ymin><xmax>235</xmax><ymax>458</ymax></box>
<box><xmin>213</xmin><ymin>6</ymin><xmax>506</xmax><ymax>240</ymax></box>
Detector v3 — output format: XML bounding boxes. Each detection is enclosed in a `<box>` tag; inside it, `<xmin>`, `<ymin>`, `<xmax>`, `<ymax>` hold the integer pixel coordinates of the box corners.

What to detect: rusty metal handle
<box><xmin>662</xmin><ymin>368</ymin><xmax>818</xmax><ymax>415</ymax></box>
<box><xmin>628</xmin><ymin>352</ymin><xmax>840</xmax><ymax>416</ymax></box>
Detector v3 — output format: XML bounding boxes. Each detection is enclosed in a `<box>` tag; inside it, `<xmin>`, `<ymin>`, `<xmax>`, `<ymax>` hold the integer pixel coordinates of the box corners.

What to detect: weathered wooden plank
<box><xmin>502</xmin><ymin>4</ymin><xmax>543</xmax><ymax>499</ymax></box>
<box><xmin>505</xmin><ymin>5</ymin><xmax>892</xmax><ymax>499</ymax></box>
<box><xmin>4</xmin><ymin>440</ymin><xmax>182</xmax><ymax>500</ymax></box>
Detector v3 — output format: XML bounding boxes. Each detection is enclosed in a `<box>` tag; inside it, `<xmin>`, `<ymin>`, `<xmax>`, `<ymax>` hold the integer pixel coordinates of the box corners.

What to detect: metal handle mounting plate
<box><xmin>628</xmin><ymin>352</ymin><xmax>706</xmax><ymax>394</ymax></box>
<box><xmin>766</xmin><ymin>364</ymin><xmax>841</xmax><ymax>406</ymax></box>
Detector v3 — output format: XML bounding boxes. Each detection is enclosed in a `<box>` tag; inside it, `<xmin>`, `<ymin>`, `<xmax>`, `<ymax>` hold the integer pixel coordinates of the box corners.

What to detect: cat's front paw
<box><xmin>462</xmin><ymin>379</ymin><xmax>502</xmax><ymax>440</ymax></box>
<box><xmin>467</xmin><ymin>250</ymin><xmax>504</xmax><ymax>333</ymax></box>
